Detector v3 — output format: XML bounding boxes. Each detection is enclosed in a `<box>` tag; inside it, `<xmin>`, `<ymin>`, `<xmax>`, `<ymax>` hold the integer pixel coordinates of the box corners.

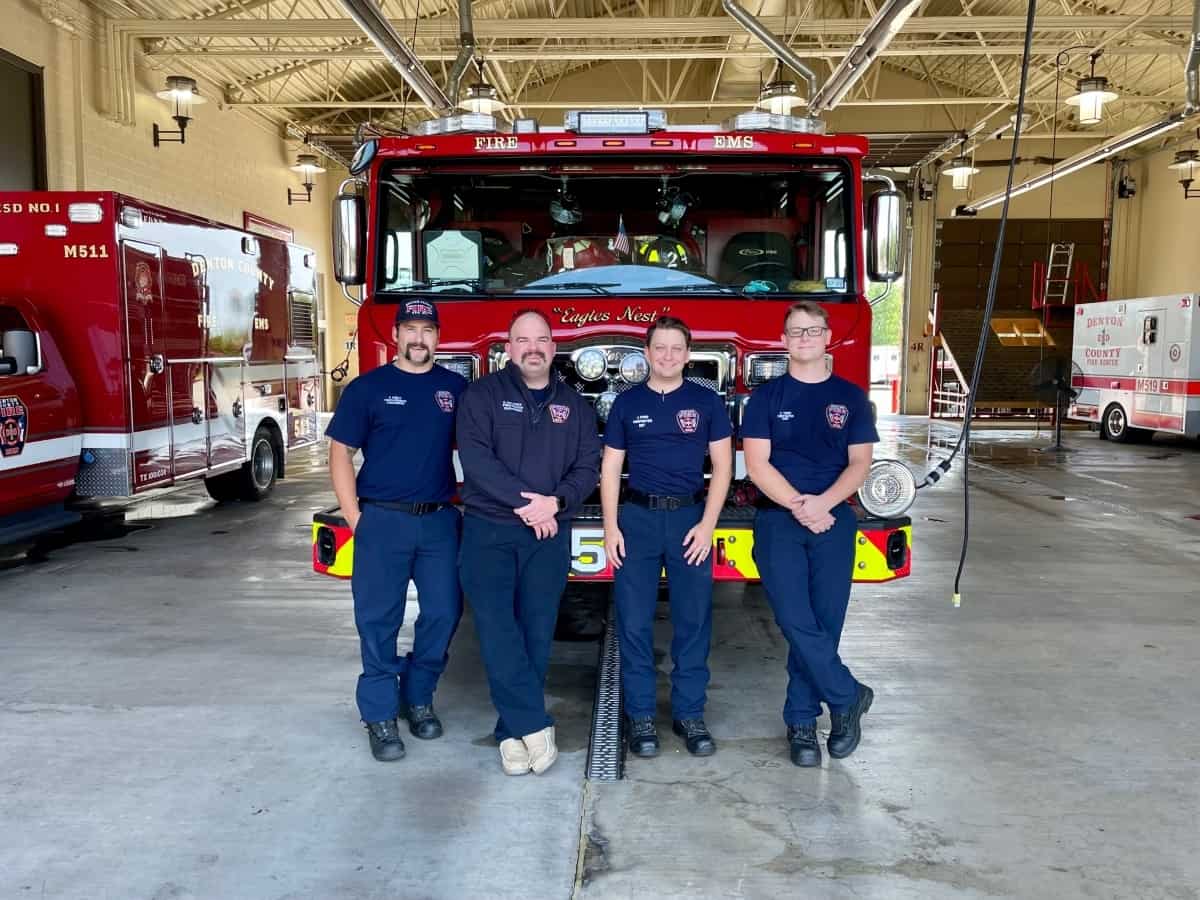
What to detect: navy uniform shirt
<box><xmin>741</xmin><ymin>373</ymin><xmax>878</xmax><ymax>496</ymax></box>
<box><xmin>325</xmin><ymin>363</ymin><xmax>468</xmax><ymax>503</ymax></box>
<box><xmin>605</xmin><ymin>380</ymin><xmax>733</xmax><ymax>496</ymax></box>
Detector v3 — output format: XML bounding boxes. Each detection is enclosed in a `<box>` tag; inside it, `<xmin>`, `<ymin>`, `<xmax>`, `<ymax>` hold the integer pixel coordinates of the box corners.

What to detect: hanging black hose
<box><xmin>328</xmin><ymin>330</ymin><xmax>357</xmax><ymax>383</ymax></box>
<box><xmin>916</xmin><ymin>0</ymin><xmax>1039</xmax><ymax>606</ymax></box>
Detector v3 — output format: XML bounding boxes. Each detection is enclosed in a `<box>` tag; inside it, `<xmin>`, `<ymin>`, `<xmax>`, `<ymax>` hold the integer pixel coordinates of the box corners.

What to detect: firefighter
<box><xmin>325</xmin><ymin>299</ymin><xmax>467</xmax><ymax>762</ymax></box>
<box><xmin>741</xmin><ymin>300</ymin><xmax>877</xmax><ymax>768</ymax></box>
<box><xmin>456</xmin><ymin>309</ymin><xmax>601</xmax><ymax>776</ymax></box>
<box><xmin>601</xmin><ymin>316</ymin><xmax>733</xmax><ymax>758</ymax></box>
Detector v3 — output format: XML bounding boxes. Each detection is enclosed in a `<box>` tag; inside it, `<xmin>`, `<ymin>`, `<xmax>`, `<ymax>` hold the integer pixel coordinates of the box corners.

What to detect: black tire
<box><xmin>204</xmin><ymin>470</ymin><xmax>243</xmax><ymax>503</ymax></box>
<box><xmin>555</xmin><ymin>584</ymin><xmax>609</xmax><ymax>642</ymax></box>
<box><xmin>1101</xmin><ymin>403</ymin><xmax>1147</xmax><ymax>444</ymax></box>
<box><xmin>239</xmin><ymin>428</ymin><xmax>281</xmax><ymax>501</ymax></box>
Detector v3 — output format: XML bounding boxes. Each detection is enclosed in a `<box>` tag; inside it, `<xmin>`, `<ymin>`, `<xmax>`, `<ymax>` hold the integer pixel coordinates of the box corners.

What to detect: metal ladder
<box><xmin>1042</xmin><ymin>241</ymin><xmax>1075</xmax><ymax>306</ymax></box>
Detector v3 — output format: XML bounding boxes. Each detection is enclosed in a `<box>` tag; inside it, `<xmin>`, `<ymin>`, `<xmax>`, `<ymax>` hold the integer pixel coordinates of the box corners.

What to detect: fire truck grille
<box><xmin>551</xmin><ymin>345</ymin><xmax>730</xmax><ymax>411</ymax></box>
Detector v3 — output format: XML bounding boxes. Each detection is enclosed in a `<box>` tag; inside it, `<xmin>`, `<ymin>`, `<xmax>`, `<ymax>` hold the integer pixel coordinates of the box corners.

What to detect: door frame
<box><xmin>0</xmin><ymin>48</ymin><xmax>48</xmax><ymax>190</ymax></box>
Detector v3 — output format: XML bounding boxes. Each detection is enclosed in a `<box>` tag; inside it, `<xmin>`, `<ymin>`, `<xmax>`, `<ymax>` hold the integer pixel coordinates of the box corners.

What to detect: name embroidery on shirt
<box><xmin>384</xmin><ymin>395</ymin><xmax>408</xmax><ymax>406</ymax></box>
<box><xmin>676</xmin><ymin>409</ymin><xmax>700</xmax><ymax>433</ymax></box>
<box><xmin>826</xmin><ymin>403</ymin><xmax>849</xmax><ymax>429</ymax></box>
<box><xmin>435</xmin><ymin>391</ymin><xmax>455</xmax><ymax>412</ymax></box>
<box><xmin>502</xmin><ymin>400</ymin><xmax>525</xmax><ymax>413</ymax></box>
<box><xmin>776</xmin><ymin>410</ymin><xmax>794</xmax><ymax>421</ymax></box>
<box><xmin>548</xmin><ymin>404</ymin><xmax>571</xmax><ymax>424</ymax></box>
<box><xmin>631</xmin><ymin>414</ymin><xmax>653</xmax><ymax>429</ymax></box>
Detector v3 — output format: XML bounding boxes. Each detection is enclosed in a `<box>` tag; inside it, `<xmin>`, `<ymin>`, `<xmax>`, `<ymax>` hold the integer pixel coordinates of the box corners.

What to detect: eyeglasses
<box><xmin>785</xmin><ymin>326</ymin><xmax>829</xmax><ymax>338</ymax></box>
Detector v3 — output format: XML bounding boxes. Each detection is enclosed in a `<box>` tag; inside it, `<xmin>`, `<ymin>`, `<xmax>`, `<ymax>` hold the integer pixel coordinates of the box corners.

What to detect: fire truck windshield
<box><xmin>374</xmin><ymin>162</ymin><xmax>855</xmax><ymax>300</ymax></box>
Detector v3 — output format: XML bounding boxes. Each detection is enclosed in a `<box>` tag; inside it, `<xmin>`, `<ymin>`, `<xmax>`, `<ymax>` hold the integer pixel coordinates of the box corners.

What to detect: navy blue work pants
<box><xmin>752</xmin><ymin>504</ymin><xmax>860</xmax><ymax>726</ymax></box>
<box><xmin>613</xmin><ymin>502</ymin><xmax>713</xmax><ymax>720</ymax></box>
<box><xmin>458</xmin><ymin>514</ymin><xmax>570</xmax><ymax>742</ymax></box>
<box><xmin>351</xmin><ymin>504</ymin><xmax>463</xmax><ymax>723</ymax></box>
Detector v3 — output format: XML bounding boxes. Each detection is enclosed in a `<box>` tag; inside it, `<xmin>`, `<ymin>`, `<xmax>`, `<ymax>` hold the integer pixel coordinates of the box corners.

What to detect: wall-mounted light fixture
<box><xmin>1168</xmin><ymin>147</ymin><xmax>1200</xmax><ymax>199</ymax></box>
<box><xmin>153</xmin><ymin>76</ymin><xmax>206</xmax><ymax>147</ymax></box>
<box><xmin>1066</xmin><ymin>52</ymin><xmax>1118</xmax><ymax>126</ymax></box>
<box><xmin>287</xmin><ymin>153</ymin><xmax>326</xmax><ymax>205</ymax></box>
<box><xmin>943</xmin><ymin>155</ymin><xmax>979</xmax><ymax>191</ymax></box>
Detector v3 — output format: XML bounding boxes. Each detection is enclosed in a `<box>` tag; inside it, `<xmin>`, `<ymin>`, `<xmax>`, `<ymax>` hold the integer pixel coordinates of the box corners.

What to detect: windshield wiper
<box><xmin>401</xmin><ymin>277</ymin><xmax>486</xmax><ymax>292</ymax></box>
<box><xmin>643</xmin><ymin>283</ymin><xmax>740</xmax><ymax>295</ymax></box>
<box><xmin>519</xmin><ymin>281</ymin><xmax>616</xmax><ymax>295</ymax></box>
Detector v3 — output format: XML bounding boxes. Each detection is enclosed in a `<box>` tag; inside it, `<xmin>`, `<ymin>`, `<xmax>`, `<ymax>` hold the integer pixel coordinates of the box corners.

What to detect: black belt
<box><xmin>625</xmin><ymin>488</ymin><xmax>705</xmax><ymax>511</ymax></box>
<box><xmin>360</xmin><ymin>498</ymin><xmax>450</xmax><ymax>515</ymax></box>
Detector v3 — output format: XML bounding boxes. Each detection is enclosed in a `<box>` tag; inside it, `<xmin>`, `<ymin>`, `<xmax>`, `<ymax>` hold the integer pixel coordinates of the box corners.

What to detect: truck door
<box><xmin>207</xmin><ymin>360</ymin><xmax>245</xmax><ymax>470</ymax></box>
<box><xmin>120</xmin><ymin>240</ymin><xmax>171</xmax><ymax>490</ymax></box>
<box><xmin>166</xmin><ymin>261</ymin><xmax>209</xmax><ymax>481</ymax></box>
<box><xmin>1136</xmin><ymin>308</ymin><xmax>1165</xmax><ymax>375</ymax></box>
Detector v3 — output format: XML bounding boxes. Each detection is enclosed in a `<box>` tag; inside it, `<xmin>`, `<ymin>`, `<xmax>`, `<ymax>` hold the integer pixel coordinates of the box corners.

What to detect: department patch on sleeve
<box><xmin>435</xmin><ymin>390</ymin><xmax>455</xmax><ymax>412</ymax></box>
<box><xmin>549</xmin><ymin>403</ymin><xmax>571</xmax><ymax>424</ymax></box>
<box><xmin>825</xmin><ymin>403</ymin><xmax>849</xmax><ymax>429</ymax></box>
<box><xmin>676</xmin><ymin>408</ymin><xmax>700</xmax><ymax>433</ymax></box>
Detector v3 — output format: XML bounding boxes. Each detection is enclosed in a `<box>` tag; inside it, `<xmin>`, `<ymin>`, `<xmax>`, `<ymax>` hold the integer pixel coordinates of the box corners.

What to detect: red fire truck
<box><xmin>311</xmin><ymin>108</ymin><xmax>916</xmax><ymax>592</ymax></box>
<box><xmin>0</xmin><ymin>192</ymin><xmax>320</xmax><ymax>544</ymax></box>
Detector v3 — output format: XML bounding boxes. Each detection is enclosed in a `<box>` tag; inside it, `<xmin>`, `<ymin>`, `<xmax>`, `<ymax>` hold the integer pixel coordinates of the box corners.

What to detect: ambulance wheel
<box><xmin>1101</xmin><ymin>403</ymin><xmax>1147</xmax><ymax>443</ymax></box>
<box><xmin>204</xmin><ymin>471</ymin><xmax>243</xmax><ymax>503</ymax></box>
<box><xmin>239</xmin><ymin>428</ymin><xmax>281</xmax><ymax>501</ymax></box>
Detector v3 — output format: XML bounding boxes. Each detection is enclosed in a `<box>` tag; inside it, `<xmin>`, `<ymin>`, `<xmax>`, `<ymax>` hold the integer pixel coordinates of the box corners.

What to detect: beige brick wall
<box><xmin>3</xmin><ymin>0</ymin><xmax>358</xmax><ymax>402</ymax></box>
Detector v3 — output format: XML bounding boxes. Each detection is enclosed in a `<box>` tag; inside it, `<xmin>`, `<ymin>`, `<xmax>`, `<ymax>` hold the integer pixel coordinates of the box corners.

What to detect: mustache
<box><xmin>521</xmin><ymin>351</ymin><xmax>547</xmax><ymax>362</ymax></box>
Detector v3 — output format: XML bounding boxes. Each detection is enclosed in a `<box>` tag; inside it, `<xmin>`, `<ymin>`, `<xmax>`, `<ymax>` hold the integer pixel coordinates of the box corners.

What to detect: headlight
<box><xmin>575</xmin><ymin>347</ymin><xmax>608</xmax><ymax>382</ymax></box>
<box><xmin>619</xmin><ymin>351</ymin><xmax>649</xmax><ymax>384</ymax></box>
<box><xmin>745</xmin><ymin>353</ymin><xmax>788</xmax><ymax>386</ymax></box>
<box><xmin>435</xmin><ymin>353</ymin><xmax>479</xmax><ymax>380</ymax></box>
<box><xmin>857</xmin><ymin>459</ymin><xmax>916</xmax><ymax>519</ymax></box>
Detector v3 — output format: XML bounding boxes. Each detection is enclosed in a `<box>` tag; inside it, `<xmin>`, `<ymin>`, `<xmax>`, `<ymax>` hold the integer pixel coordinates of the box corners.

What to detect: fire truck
<box><xmin>0</xmin><ymin>192</ymin><xmax>320</xmax><ymax>544</ymax></box>
<box><xmin>311</xmin><ymin>107</ymin><xmax>917</xmax><ymax>593</ymax></box>
<box><xmin>1069</xmin><ymin>294</ymin><xmax>1200</xmax><ymax>441</ymax></box>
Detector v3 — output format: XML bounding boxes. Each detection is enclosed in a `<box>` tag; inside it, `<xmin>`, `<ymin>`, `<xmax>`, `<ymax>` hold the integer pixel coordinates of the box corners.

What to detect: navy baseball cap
<box><xmin>395</xmin><ymin>298</ymin><xmax>439</xmax><ymax>326</ymax></box>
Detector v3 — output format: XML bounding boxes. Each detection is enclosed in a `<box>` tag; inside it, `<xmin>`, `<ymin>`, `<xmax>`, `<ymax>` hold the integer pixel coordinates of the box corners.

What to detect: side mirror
<box><xmin>0</xmin><ymin>356</ymin><xmax>17</xmax><ymax>376</ymax></box>
<box><xmin>332</xmin><ymin>192</ymin><xmax>366</xmax><ymax>286</ymax></box>
<box><xmin>867</xmin><ymin>189</ymin><xmax>905</xmax><ymax>283</ymax></box>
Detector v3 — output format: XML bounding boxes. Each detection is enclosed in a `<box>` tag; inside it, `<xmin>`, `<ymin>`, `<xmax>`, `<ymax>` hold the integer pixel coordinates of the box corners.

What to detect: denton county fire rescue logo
<box><xmin>0</xmin><ymin>396</ymin><xmax>28</xmax><ymax>458</ymax></box>
<box><xmin>676</xmin><ymin>409</ymin><xmax>700</xmax><ymax>433</ymax></box>
<box><xmin>134</xmin><ymin>261</ymin><xmax>154</xmax><ymax>304</ymax></box>
<box><xmin>548</xmin><ymin>403</ymin><xmax>571</xmax><ymax>424</ymax></box>
<box><xmin>825</xmin><ymin>403</ymin><xmax>849</xmax><ymax>430</ymax></box>
<box><xmin>435</xmin><ymin>390</ymin><xmax>455</xmax><ymax>413</ymax></box>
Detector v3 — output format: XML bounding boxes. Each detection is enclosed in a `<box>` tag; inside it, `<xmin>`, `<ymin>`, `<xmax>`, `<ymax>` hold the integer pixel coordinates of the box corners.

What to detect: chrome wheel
<box><xmin>251</xmin><ymin>437</ymin><xmax>276</xmax><ymax>490</ymax></box>
<box><xmin>1104</xmin><ymin>404</ymin><xmax>1126</xmax><ymax>440</ymax></box>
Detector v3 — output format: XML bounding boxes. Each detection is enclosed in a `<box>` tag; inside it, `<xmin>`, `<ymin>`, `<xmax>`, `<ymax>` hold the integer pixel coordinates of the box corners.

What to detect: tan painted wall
<box><xmin>3</xmin><ymin>0</ymin><xmax>352</xmax><ymax>404</ymax></box>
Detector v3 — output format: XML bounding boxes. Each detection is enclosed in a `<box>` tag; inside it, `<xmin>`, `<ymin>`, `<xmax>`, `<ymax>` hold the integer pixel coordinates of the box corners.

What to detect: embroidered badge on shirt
<box><xmin>502</xmin><ymin>400</ymin><xmax>525</xmax><ymax>413</ymax></box>
<box><xmin>632</xmin><ymin>414</ymin><xmax>653</xmax><ymax>429</ymax></box>
<box><xmin>676</xmin><ymin>409</ymin><xmax>700</xmax><ymax>433</ymax></box>
<box><xmin>384</xmin><ymin>395</ymin><xmax>408</xmax><ymax>406</ymax></box>
<box><xmin>825</xmin><ymin>403</ymin><xmax>849</xmax><ymax>429</ymax></box>
<box><xmin>776</xmin><ymin>410</ymin><xmax>794</xmax><ymax>421</ymax></box>
<box><xmin>435</xmin><ymin>390</ymin><xmax>455</xmax><ymax>412</ymax></box>
<box><xmin>548</xmin><ymin>403</ymin><xmax>571</xmax><ymax>424</ymax></box>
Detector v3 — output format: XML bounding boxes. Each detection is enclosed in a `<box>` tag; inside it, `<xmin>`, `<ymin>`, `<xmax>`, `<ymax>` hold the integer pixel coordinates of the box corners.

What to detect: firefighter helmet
<box><xmin>635</xmin><ymin>236</ymin><xmax>691</xmax><ymax>269</ymax></box>
<box><xmin>546</xmin><ymin>237</ymin><xmax>620</xmax><ymax>273</ymax></box>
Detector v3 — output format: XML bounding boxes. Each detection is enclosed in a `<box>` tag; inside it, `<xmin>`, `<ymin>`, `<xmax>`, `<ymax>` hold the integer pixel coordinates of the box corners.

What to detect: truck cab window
<box><xmin>379</xmin><ymin>182</ymin><xmax>418</xmax><ymax>290</ymax></box>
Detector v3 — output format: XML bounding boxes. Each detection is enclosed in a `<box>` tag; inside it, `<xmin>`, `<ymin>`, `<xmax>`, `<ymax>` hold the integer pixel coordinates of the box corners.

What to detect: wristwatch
<box><xmin>556</xmin><ymin>495</ymin><xmax>567</xmax><ymax>512</ymax></box>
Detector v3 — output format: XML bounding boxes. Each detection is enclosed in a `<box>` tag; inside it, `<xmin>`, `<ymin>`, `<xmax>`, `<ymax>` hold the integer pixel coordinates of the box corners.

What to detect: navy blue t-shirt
<box><xmin>741</xmin><ymin>373</ymin><xmax>877</xmax><ymax>496</ymax></box>
<box><xmin>325</xmin><ymin>363</ymin><xmax>468</xmax><ymax>503</ymax></box>
<box><xmin>605</xmin><ymin>380</ymin><xmax>733</xmax><ymax>495</ymax></box>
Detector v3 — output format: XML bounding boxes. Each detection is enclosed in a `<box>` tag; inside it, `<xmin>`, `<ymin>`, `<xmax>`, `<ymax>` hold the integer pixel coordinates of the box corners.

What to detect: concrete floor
<box><xmin>2</xmin><ymin>418</ymin><xmax>1199</xmax><ymax>899</ymax></box>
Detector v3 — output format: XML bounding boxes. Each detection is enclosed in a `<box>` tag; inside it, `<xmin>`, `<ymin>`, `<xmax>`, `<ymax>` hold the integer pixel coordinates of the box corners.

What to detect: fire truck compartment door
<box><xmin>169</xmin><ymin>362</ymin><xmax>208</xmax><ymax>479</ymax></box>
<box><xmin>120</xmin><ymin>240</ymin><xmax>171</xmax><ymax>490</ymax></box>
<box><xmin>208</xmin><ymin>361</ymin><xmax>245</xmax><ymax>469</ymax></box>
<box><xmin>1136</xmin><ymin>309</ymin><xmax>1165</xmax><ymax>374</ymax></box>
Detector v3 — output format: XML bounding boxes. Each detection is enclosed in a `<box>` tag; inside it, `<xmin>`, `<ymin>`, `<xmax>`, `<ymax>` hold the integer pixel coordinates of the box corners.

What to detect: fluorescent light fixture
<box><xmin>68</xmin><ymin>202</ymin><xmax>103</xmax><ymax>223</ymax></box>
<box><xmin>961</xmin><ymin>115</ymin><xmax>1186</xmax><ymax>213</ymax></box>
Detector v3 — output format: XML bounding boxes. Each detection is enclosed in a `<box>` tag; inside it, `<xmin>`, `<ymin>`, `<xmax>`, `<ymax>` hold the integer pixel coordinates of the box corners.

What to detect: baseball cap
<box><xmin>395</xmin><ymin>298</ymin><xmax>439</xmax><ymax>326</ymax></box>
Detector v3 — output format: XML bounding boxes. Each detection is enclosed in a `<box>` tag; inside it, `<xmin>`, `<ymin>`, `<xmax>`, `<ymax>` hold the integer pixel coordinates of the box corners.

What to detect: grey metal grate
<box><xmin>585</xmin><ymin>613</ymin><xmax>625</xmax><ymax>782</ymax></box>
<box><xmin>289</xmin><ymin>292</ymin><xmax>316</xmax><ymax>347</ymax></box>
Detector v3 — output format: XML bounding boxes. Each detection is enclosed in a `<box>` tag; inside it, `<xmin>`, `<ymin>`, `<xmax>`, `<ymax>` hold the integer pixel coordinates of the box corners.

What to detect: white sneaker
<box><xmin>522</xmin><ymin>726</ymin><xmax>558</xmax><ymax>775</ymax></box>
<box><xmin>499</xmin><ymin>738</ymin><xmax>531</xmax><ymax>776</ymax></box>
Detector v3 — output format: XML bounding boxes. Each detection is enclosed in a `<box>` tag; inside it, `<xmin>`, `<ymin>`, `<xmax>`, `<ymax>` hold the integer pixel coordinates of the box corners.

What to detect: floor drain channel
<box><xmin>585</xmin><ymin>614</ymin><xmax>624</xmax><ymax>782</ymax></box>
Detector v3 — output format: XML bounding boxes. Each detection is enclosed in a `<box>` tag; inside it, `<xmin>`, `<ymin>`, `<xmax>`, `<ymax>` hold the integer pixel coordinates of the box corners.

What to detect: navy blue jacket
<box><xmin>457</xmin><ymin>362</ymin><xmax>602</xmax><ymax>523</ymax></box>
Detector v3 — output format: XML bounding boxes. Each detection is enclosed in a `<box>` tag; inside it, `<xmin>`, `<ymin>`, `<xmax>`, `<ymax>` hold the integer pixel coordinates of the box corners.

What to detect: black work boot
<box><xmin>365</xmin><ymin>719</ymin><xmax>406</xmax><ymax>761</ymax></box>
<box><xmin>672</xmin><ymin>718</ymin><xmax>716</xmax><ymax>757</ymax></box>
<box><xmin>827</xmin><ymin>684</ymin><xmax>874</xmax><ymax>759</ymax></box>
<box><xmin>787</xmin><ymin>723</ymin><xmax>821</xmax><ymax>767</ymax></box>
<box><xmin>402</xmin><ymin>704</ymin><xmax>444</xmax><ymax>740</ymax></box>
<box><xmin>626</xmin><ymin>716</ymin><xmax>660</xmax><ymax>758</ymax></box>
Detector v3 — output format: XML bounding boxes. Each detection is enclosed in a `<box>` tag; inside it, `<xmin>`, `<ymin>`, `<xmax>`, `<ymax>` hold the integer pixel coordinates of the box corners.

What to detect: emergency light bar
<box><xmin>0</xmin><ymin>243</ymin><xmax>17</xmax><ymax>256</ymax></box>
<box><xmin>413</xmin><ymin>113</ymin><xmax>499</xmax><ymax>137</ymax></box>
<box><xmin>565</xmin><ymin>110</ymin><xmax>667</xmax><ymax>135</ymax></box>
<box><xmin>722</xmin><ymin>111</ymin><xmax>826</xmax><ymax>135</ymax></box>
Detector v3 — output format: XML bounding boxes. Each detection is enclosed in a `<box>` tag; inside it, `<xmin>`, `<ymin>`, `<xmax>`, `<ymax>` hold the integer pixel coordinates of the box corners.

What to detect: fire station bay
<box><xmin>6</xmin><ymin>2</ymin><xmax>1200</xmax><ymax>898</ymax></box>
